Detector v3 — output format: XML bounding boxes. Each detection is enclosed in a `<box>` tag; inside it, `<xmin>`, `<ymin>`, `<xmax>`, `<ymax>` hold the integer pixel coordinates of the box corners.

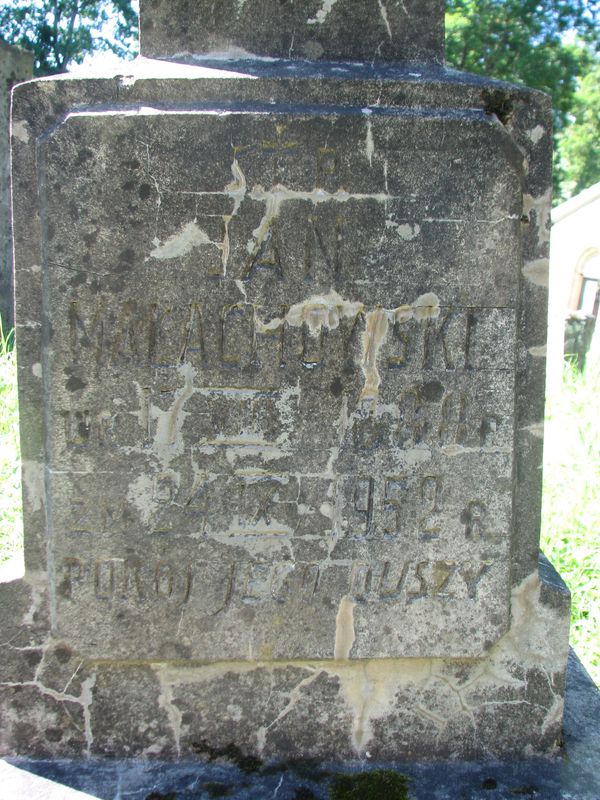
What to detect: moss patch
<box><xmin>203</xmin><ymin>782</ymin><xmax>233</xmax><ymax>798</ymax></box>
<box><xmin>145</xmin><ymin>793</ymin><xmax>177</xmax><ymax>800</ymax></box>
<box><xmin>329</xmin><ymin>770</ymin><xmax>410</xmax><ymax>800</ymax></box>
<box><xmin>288</xmin><ymin>759</ymin><xmax>332</xmax><ymax>782</ymax></box>
<box><xmin>294</xmin><ymin>788</ymin><xmax>317</xmax><ymax>800</ymax></box>
<box><xmin>190</xmin><ymin>740</ymin><xmax>263</xmax><ymax>774</ymax></box>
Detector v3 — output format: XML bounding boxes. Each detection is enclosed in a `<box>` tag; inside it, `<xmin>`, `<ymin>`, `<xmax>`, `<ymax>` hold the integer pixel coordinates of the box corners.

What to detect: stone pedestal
<box><xmin>1</xmin><ymin>0</ymin><xmax>570</xmax><ymax>762</ymax></box>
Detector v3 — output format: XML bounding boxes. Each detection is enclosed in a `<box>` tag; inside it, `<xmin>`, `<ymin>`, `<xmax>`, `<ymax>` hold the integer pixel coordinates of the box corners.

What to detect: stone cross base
<box><xmin>3</xmin><ymin>49</ymin><xmax>569</xmax><ymax>760</ymax></box>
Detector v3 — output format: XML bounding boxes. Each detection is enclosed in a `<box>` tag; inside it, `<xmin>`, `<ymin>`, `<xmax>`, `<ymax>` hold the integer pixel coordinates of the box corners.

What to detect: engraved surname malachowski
<box><xmin>68</xmin><ymin>296</ymin><xmax>513</xmax><ymax>375</ymax></box>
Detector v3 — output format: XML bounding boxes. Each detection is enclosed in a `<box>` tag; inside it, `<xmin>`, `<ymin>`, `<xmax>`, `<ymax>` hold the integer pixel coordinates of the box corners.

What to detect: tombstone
<box><xmin>2</xmin><ymin>0</ymin><xmax>571</xmax><ymax>762</ymax></box>
<box><xmin>0</xmin><ymin>41</ymin><xmax>32</xmax><ymax>332</ymax></box>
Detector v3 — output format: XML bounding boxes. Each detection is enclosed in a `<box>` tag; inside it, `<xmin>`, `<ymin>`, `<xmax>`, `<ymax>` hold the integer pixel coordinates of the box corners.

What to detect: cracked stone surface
<box><xmin>139</xmin><ymin>0</ymin><xmax>446</xmax><ymax>65</ymax></box>
<box><xmin>2</xmin><ymin>0</ymin><xmax>571</xmax><ymax>761</ymax></box>
<box><xmin>3</xmin><ymin>653</ymin><xmax>599</xmax><ymax>798</ymax></box>
<box><xmin>16</xmin><ymin>97</ymin><xmax>530</xmax><ymax>663</ymax></box>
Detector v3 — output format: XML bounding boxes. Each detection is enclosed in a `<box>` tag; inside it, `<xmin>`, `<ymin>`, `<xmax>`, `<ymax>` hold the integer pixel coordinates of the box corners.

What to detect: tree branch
<box><xmin>61</xmin><ymin>0</ymin><xmax>80</xmax><ymax>69</ymax></box>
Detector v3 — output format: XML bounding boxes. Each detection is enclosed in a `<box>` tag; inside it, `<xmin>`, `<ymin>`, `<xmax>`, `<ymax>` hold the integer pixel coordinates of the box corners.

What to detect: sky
<box><xmin>68</xmin><ymin>0</ymin><xmax>140</xmax><ymax>75</ymax></box>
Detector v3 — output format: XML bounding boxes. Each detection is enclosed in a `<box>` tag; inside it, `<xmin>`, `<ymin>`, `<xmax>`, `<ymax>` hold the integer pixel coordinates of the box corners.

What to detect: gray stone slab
<box><xmin>139</xmin><ymin>0</ymin><xmax>445</xmax><ymax>64</ymax></box>
<box><xmin>4</xmin><ymin>650</ymin><xmax>599</xmax><ymax>799</ymax></box>
<box><xmin>40</xmin><ymin>106</ymin><xmax>519</xmax><ymax>662</ymax></box>
<box><xmin>2</xmin><ymin>4</ymin><xmax>566</xmax><ymax>761</ymax></box>
<box><xmin>0</xmin><ymin>41</ymin><xmax>32</xmax><ymax>330</ymax></box>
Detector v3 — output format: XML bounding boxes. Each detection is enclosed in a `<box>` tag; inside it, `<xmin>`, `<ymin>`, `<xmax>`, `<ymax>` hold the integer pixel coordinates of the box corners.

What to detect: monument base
<box><xmin>2</xmin><ymin>649</ymin><xmax>598</xmax><ymax>799</ymax></box>
<box><xmin>0</xmin><ymin>556</ymin><xmax>570</xmax><ymax>761</ymax></box>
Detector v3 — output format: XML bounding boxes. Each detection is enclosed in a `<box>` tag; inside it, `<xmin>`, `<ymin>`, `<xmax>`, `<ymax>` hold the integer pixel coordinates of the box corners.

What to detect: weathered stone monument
<box><xmin>0</xmin><ymin>40</ymin><xmax>32</xmax><ymax>331</ymax></box>
<box><xmin>2</xmin><ymin>0</ymin><xmax>571</xmax><ymax>762</ymax></box>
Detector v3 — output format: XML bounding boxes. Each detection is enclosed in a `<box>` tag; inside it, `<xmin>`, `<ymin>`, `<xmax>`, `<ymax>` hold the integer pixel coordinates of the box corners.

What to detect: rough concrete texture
<box><xmin>0</xmin><ymin>41</ymin><xmax>32</xmax><ymax>330</ymax></box>
<box><xmin>2</xmin><ymin>41</ymin><xmax>568</xmax><ymax>761</ymax></box>
<box><xmin>4</xmin><ymin>651</ymin><xmax>599</xmax><ymax>798</ymax></box>
<box><xmin>139</xmin><ymin>0</ymin><xmax>445</xmax><ymax>65</ymax></box>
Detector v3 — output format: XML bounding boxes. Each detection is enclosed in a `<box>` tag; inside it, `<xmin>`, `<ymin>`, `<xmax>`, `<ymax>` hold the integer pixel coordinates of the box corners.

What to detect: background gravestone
<box><xmin>1</xmin><ymin>0</ymin><xmax>571</xmax><ymax>762</ymax></box>
<box><xmin>0</xmin><ymin>40</ymin><xmax>32</xmax><ymax>332</ymax></box>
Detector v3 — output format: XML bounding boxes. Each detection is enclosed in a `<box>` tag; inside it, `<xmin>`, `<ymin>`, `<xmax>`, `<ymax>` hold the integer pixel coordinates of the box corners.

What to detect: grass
<box><xmin>541</xmin><ymin>346</ymin><xmax>600</xmax><ymax>686</ymax></box>
<box><xmin>0</xmin><ymin>316</ymin><xmax>597</xmax><ymax>685</ymax></box>
<box><xmin>0</xmin><ymin>316</ymin><xmax>22</xmax><ymax>568</ymax></box>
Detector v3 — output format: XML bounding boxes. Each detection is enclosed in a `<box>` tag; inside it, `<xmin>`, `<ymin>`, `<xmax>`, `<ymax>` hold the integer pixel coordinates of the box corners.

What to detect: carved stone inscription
<box><xmin>42</xmin><ymin>109</ymin><xmax>522</xmax><ymax>660</ymax></box>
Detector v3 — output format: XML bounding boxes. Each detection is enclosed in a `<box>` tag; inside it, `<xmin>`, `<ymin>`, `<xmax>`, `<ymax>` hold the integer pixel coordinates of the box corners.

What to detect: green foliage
<box><xmin>445</xmin><ymin>0</ymin><xmax>600</xmax><ymax>199</ymax></box>
<box><xmin>0</xmin><ymin>316</ymin><xmax>22</xmax><ymax>567</ymax></box>
<box><xmin>0</xmin><ymin>0</ymin><xmax>138</xmax><ymax>76</ymax></box>
<box><xmin>329</xmin><ymin>770</ymin><xmax>410</xmax><ymax>800</ymax></box>
<box><xmin>558</xmin><ymin>61</ymin><xmax>600</xmax><ymax>196</ymax></box>
<box><xmin>542</xmin><ymin>349</ymin><xmax>600</xmax><ymax>686</ymax></box>
<box><xmin>446</xmin><ymin>0</ymin><xmax>598</xmax><ymax>121</ymax></box>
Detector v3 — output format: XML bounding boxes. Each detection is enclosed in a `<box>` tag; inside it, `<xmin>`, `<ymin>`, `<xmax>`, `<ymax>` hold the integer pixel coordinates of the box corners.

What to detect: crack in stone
<box><xmin>62</xmin><ymin>660</ymin><xmax>84</xmax><ymax>695</ymax></box>
<box><xmin>0</xmin><ymin>666</ymin><xmax>96</xmax><ymax>754</ymax></box>
<box><xmin>334</xmin><ymin>595</ymin><xmax>356</xmax><ymax>660</ymax></box>
<box><xmin>365</xmin><ymin>118</ymin><xmax>375</xmax><ymax>165</ymax></box>
<box><xmin>156</xmin><ymin>665</ymin><xmax>182</xmax><ymax>757</ymax></box>
<box><xmin>433</xmin><ymin>673</ymin><xmax>477</xmax><ymax>727</ymax></box>
<box><xmin>257</xmin><ymin>668</ymin><xmax>321</xmax><ymax>753</ymax></box>
<box><xmin>377</xmin><ymin>0</ymin><xmax>393</xmax><ymax>39</ymax></box>
<box><xmin>541</xmin><ymin>695</ymin><xmax>564</xmax><ymax>735</ymax></box>
<box><xmin>81</xmin><ymin>674</ymin><xmax>96</xmax><ymax>756</ymax></box>
<box><xmin>415</xmin><ymin>703</ymin><xmax>447</xmax><ymax>728</ymax></box>
<box><xmin>154</xmin><ymin>153</ymin><xmax>247</xmax><ymax>272</ymax></box>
